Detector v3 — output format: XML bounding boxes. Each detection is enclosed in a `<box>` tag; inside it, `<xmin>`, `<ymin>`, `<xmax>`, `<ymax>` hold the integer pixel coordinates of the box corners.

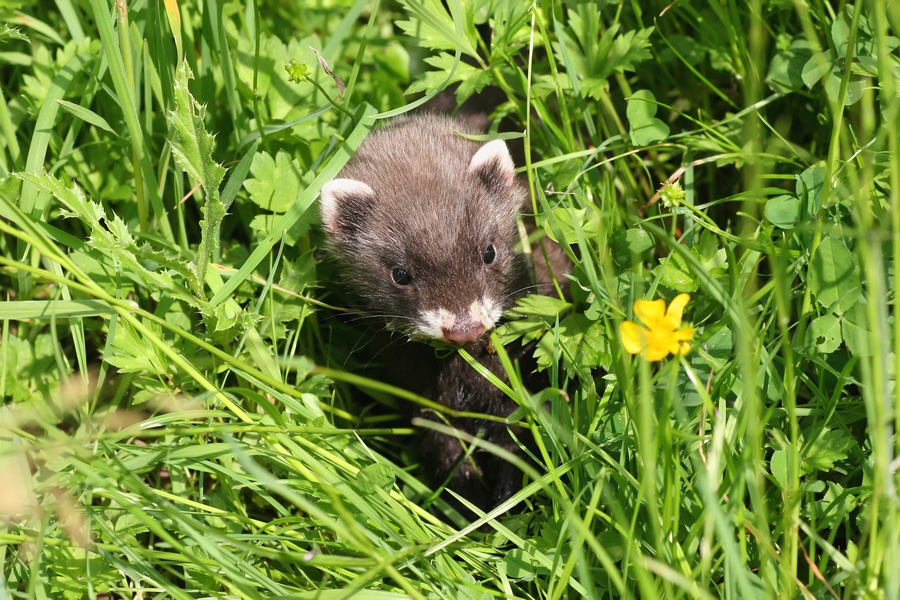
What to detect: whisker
<box><xmin>363</xmin><ymin>332</ymin><xmax>410</xmax><ymax>369</ymax></box>
<box><xmin>345</xmin><ymin>313</ymin><xmax>415</xmax><ymax>323</ymax></box>
<box><xmin>499</xmin><ymin>283</ymin><xmax>556</xmax><ymax>305</ymax></box>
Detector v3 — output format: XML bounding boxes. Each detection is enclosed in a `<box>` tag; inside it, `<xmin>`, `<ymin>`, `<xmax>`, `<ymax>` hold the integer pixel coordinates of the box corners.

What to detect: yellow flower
<box><xmin>620</xmin><ymin>293</ymin><xmax>694</xmax><ymax>361</ymax></box>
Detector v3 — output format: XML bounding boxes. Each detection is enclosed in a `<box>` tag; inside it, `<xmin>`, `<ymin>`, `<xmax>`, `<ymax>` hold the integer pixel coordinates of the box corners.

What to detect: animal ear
<box><xmin>320</xmin><ymin>178</ymin><xmax>376</xmax><ymax>236</ymax></box>
<box><xmin>468</xmin><ymin>139</ymin><xmax>515</xmax><ymax>192</ymax></box>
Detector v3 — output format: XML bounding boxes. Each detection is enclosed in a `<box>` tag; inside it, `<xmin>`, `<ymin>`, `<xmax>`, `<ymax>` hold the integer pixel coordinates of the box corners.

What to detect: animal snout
<box><xmin>442</xmin><ymin>320</ymin><xmax>486</xmax><ymax>345</ymax></box>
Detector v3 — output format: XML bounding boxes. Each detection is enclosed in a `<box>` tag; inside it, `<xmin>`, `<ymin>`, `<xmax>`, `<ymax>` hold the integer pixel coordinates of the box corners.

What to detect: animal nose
<box><xmin>442</xmin><ymin>322</ymin><xmax>486</xmax><ymax>345</ymax></box>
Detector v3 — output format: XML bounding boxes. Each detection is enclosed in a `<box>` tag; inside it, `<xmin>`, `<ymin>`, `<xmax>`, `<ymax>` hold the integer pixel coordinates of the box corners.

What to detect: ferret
<box><xmin>320</xmin><ymin>114</ymin><xmax>546</xmax><ymax>517</ymax></box>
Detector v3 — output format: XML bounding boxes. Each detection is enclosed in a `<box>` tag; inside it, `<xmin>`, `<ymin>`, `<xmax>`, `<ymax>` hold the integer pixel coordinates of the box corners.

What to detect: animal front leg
<box><xmin>418</xmin><ymin>425</ymin><xmax>492</xmax><ymax>514</ymax></box>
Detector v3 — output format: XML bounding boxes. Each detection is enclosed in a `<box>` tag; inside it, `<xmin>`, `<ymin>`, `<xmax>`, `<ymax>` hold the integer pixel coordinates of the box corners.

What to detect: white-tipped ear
<box><xmin>468</xmin><ymin>139</ymin><xmax>515</xmax><ymax>190</ymax></box>
<box><xmin>320</xmin><ymin>178</ymin><xmax>375</xmax><ymax>234</ymax></box>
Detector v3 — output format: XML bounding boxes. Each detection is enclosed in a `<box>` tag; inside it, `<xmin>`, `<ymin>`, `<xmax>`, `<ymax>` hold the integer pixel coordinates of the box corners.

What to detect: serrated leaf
<box><xmin>45</xmin><ymin>546</ymin><xmax>118</xmax><ymax>600</ymax></box>
<box><xmin>0</xmin><ymin>24</ymin><xmax>28</xmax><ymax>43</ymax></box>
<box><xmin>567</xmin><ymin>3</ymin><xmax>601</xmax><ymax>69</ymax></box>
<box><xmin>809</xmin><ymin>237</ymin><xmax>860</xmax><ymax>314</ymax></box>
<box><xmin>508</xmin><ymin>294</ymin><xmax>572</xmax><ymax>319</ymax></box>
<box><xmin>606</xmin><ymin>27</ymin><xmax>654</xmax><ymax>75</ymax></box>
<box><xmin>804</xmin><ymin>429</ymin><xmax>853</xmax><ymax>471</ymax></box>
<box><xmin>812</xmin><ymin>481</ymin><xmax>858</xmax><ymax>531</ymax></box>
<box><xmin>104</xmin><ymin>321</ymin><xmax>170</xmax><ymax>376</ymax></box>
<box><xmin>557</xmin><ymin>14</ymin><xmax>653</xmax><ymax>100</ymax></box>
<box><xmin>243</xmin><ymin>151</ymin><xmax>304</xmax><ymax>213</ymax></box>
<box><xmin>534</xmin><ymin>314</ymin><xmax>608</xmax><ymax>372</ymax></box>
<box><xmin>213</xmin><ymin>302</ymin><xmax>241</xmax><ymax>332</ymax></box>
<box><xmin>16</xmin><ymin>173</ymin><xmax>196</xmax><ymax>305</ymax></box>
<box><xmin>498</xmin><ymin>295</ymin><xmax>572</xmax><ymax>348</ymax></box>
<box><xmin>168</xmin><ymin>63</ymin><xmax>225</xmax><ymax>191</ymax></box>
<box><xmin>396</xmin><ymin>0</ymin><xmax>478</xmax><ymax>58</ymax></box>
<box><xmin>405</xmin><ymin>52</ymin><xmax>489</xmax><ymax>97</ymax></box>
<box><xmin>654</xmin><ymin>251</ymin><xmax>698</xmax><ymax>293</ymax></box>
<box><xmin>168</xmin><ymin>61</ymin><xmax>227</xmax><ymax>296</ymax></box>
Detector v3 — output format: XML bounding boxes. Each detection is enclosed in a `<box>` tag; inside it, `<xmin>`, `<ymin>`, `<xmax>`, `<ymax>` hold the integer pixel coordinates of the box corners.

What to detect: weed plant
<box><xmin>1</xmin><ymin>0</ymin><xmax>899</xmax><ymax>598</ymax></box>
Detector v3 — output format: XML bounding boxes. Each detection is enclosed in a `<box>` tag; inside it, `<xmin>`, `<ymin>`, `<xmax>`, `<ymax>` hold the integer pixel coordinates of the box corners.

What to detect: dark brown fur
<box><xmin>320</xmin><ymin>115</ymin><xmax>546</xmax><ymax>516</ymax></box>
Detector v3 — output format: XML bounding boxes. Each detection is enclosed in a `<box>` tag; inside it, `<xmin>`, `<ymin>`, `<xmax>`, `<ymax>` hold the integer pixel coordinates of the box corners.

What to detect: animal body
<box><xmin>320</xmin><ymin>114</ymin><xmax>544</xmax><ymax>515</ymax></box>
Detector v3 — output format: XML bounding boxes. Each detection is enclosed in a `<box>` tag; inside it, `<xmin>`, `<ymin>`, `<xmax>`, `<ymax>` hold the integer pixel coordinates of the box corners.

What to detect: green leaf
<box><xmin>543</xmin><ymin>207</ymin><xmax>601</xmax><ymax>245</ymax></box>
<box><xmin>16</xmin><ymin>172</ymin><xmax>196</xmax><ymax>305</ymax></box>
<box><xmin>499</xmin><ymin>294</ymin><xmax>572</xmax><ymax>347</ymax></box>
<box><xmin>0</xmin><ymin>24</ymin><xmax>28</xmax><ymax>43</ymax></box>
<box><xmin>697</xmin><ymin>230</ymin><xmax>727</xmax><ymax>271</ymax></box>
<box><xmin>55</xmin><ymin>98</ymin><xmax>116</xmax><ymax>134</ymax></box>
<box><xmin>766</xmin><ymin>39</ymin><xmax>813</xmax><ymax>93</ymax></box>
<box><xmin>406</xmin><ymin>52</ymin><xmax>489</xmax><ymax>97</ymax></box>
<box><xmin>654</xmin><ymin>251</ymin><xmax>698</xmax><ymax>293</ymax></box>
<box><xmin>803</xmin><ymin>429</ymin><xmax>853</xmax><ymax>472</ymax></box>
<box><xmin>806</xmin><ymin>313</ymin><xmax>842</xmax><ymax>354</ymax></box>
<box><xmin>508</xmin><ymin>294</ymin><xmax>573</xmax><ymax>319</ymax></box>
<box><xmin>831</xmin><ymin>10</ymin><xmax>851</xmax><ymax>54</ymax></box>
<box><xmin>627</xmin><ymin>90</ymin><xmax>669</xmax><ymax>146</ymax></box>
<box><xmin>795</xmin><ymin>164</ymin><xmax>825</xmax><ymax>212</ymax></box>
<box><xmin>0</xmin><ymin>299</ymin><xmax>116</xmax><ymax>320</ymax></box>
<box><xmin>235</xmin><ymin>34</ymin><xmax>323</xmax><ymax>121</ymax></box>
<box><xmin>801</xmin><ymin>50</ymin><xmax>865</xmax><ymax>106</ymax></box>
<box><xmin>811</xmin><ymin>482</ymin><xmax>859</xmax><ymax>531</ymax></box>
<box><xmin>658</xmin><ymin>33</ymin><xmax>707</xmax><ymax>66</ymax></box>
<box><xmin>535</xmin><ymin>314</ymin><xmax>608</xmax><ymax>372</ymax></box>
<box><xmin>809</xmin><ymin>237</ymin><xmax>861</xmax><ymax>314</ymax></box>
<box><xmin>606</xmin><ymin>26</ymin><xmax>654</xmax><ymax>76</ymax></box>
<box><xmin>822</xmin><ymin>70</ymin><xmax>865</xmax><ymax>106</ymax></box>
<box><xmin>557</xmin><ymin>12</ymin><xmax>653</xmax><ymax>99</ymax></box>
<box><xmin>243</xmin><ymin>151</ymin><xmax>307</xmax><ymax>213</ymax></box>
<box><xmin>355</xmin><ymin>463</ymin><xmax>395</xmax><ymax>494</ymax></box>
<box><xmin>395</xmin><ymin>0</ymin><xmax>479</xmax><ymax>58</ymax></box>
<box><xmin>611</xmin><ymin>227</ymin><xmax>655</xmax><ymax>268</ymax></box>
<box><xmin>770</xmin><ymin>449</ymin><xmax>787</xmax><ymax>490</ymax></box>
<box><xmin>45</xmin><ymin>546</ymin><xmax>118</xmax><ymax>599</ymax></box>
<box><xmin>503</xmin><ymin>549</ymin><xmax>537</xmax><ymax>581</ymax></box>
<box><xmin>801</xmin><ymin>50</ymin><xmax>834</xmax><ymax>88</ymax></box>
<box><xmin>841</xmin><ymin>302</ymin><xmax>873</xmax><ymax>356</ymax></box>
<box><xmin>104</xmin><ymin>320</ymin><xmax>170</xmax><ymax>376</ymax></box>
<box><xmin>168</xmin><ymin>61</ymin><xmax>227</xmax><ymax>296</ymax></box>
<box><xmin>764</xmin><ymin>194</ymin><xmax>802</xmax><ymax>228</ymax></box>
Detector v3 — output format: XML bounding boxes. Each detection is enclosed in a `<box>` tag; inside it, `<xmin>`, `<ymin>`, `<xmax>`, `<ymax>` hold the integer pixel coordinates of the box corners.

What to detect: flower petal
<box><xmin>673</xmin><ymin>341</ymin><xmax>691</xmax><ymax>355</ymax></box>
<box><xmin>619</xmin><ymin>321</ymin><xmax>646</xmax><ymax>355</ymax></box>
<box><xmin>672</xmin><ymin>326</ymin><xmax>694</xmax><ymax>342</ymax></box>
<box><xmin>665</xmin><ymin>293</ymin><xmax>691</xmax><ymax>325</ymax></box>
<box><xmin>644</xmin><ymin>343</ymin><xmax>670</xmax><ymax>361</ymax></box>
<box><xmin>634</xmin><ymin>299</ymin><xmax>666</xmax><ymax>328</ymax></box>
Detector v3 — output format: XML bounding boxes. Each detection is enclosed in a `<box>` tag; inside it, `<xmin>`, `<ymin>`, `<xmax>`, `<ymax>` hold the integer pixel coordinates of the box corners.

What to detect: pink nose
<box><xmin>442</xmin><ymin>323</ymin><xmax>486</xmax><ymax>345</ymax></box>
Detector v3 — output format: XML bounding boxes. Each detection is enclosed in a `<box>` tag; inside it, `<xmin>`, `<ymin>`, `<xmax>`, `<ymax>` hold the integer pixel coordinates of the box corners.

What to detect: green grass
<box><xmin>1</xmin><ymin>0</ymin><xmax>899</xmax><ymax>598</ymax></box>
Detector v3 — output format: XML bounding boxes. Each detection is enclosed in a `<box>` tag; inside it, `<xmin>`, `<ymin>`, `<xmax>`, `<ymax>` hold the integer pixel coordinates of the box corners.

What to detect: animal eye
<box><xmin>483</xmin><ymin>244</ymin><xmax>497</xmax><ymax>265</ymax></box>
<box><xmin>391</xmin><ymin>268</ymin><xmax>412</xmax><ymax>286</ymax></box>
